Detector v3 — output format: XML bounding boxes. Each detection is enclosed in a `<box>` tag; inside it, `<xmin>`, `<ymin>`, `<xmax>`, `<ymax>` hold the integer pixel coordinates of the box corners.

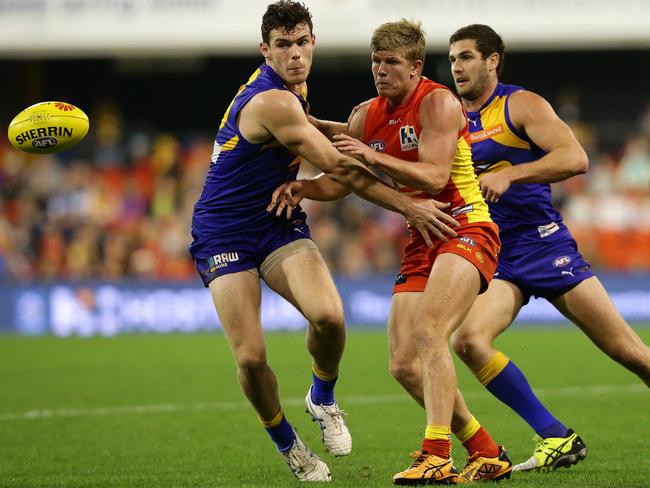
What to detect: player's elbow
<box><xmin>562</xmin><ymin>144</ymin><xmax>589</xmax><ymax>176</ymax></box>
<box><xmin>423</xmin><ymin>170</ymin><xmax>449</xmax><ymax>195</ymax></box>
<box><xmin>324</xmin><ymin>156</ymin><xmax>357</xmax><ymax>185</ymax></box>
<box><xmin>313</xmin><ymin>155</ymin><xmax>340</xmax><ymax>176</ymax></box>
<box><xmin>573</xmin><ymin>148</ymin><xmax>589</xmax><ymax>175</ymax></box>
<box><xmin>425</xmin><ymin>179</ymin><xmax>447</xmax><ymax>196</ymax></box>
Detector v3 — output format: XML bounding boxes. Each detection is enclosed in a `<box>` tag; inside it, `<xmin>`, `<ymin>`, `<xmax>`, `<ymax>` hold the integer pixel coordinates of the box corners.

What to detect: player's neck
<box><xmin>462</xmin><ymin>78</ymin><xmax>498</xmax><ymax>112</ymax></box>
<box><xmin>285</xmin><ymin>82</ymin><xmax>303</xmax><ymax>96</ymax></box>
<box><xmin>266</xmin><ymin>61</ymin><xmax>305</xmax><ymax>96</ymax></box>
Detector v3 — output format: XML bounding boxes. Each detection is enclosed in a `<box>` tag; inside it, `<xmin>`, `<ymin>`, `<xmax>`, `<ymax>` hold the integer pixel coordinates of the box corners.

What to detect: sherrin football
<box><xmin>8</xmin><ymin>101</ymin><xmax>89</xmax><ymax>154</ymax></box>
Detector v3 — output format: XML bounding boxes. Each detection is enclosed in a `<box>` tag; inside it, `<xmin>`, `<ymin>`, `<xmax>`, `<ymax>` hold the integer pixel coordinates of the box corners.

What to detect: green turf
<box><xmin>1</xmin><ymin>326</ymin><xmax>649</xmax><ymax>487</ymax></box>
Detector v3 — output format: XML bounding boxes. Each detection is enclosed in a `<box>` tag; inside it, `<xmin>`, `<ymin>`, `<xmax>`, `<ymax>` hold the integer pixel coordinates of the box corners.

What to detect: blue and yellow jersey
<box><xmin>191</xmin><ymin>63</ymin><xmax>308</xmax><ymax>244</ymax></box>
<box><xmin>467</xmin><ymin>83</ymin><xmax>564</xmax><ymax>247</ymax></box>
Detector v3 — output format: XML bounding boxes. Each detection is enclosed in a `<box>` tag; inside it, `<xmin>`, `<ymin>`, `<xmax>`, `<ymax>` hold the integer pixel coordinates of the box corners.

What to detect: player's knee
<box><xmin>451</xmin><ymin>332</ymin><xmax>470</xmax><ymax>359</ymax></box>
<box><xmin>309</xmin><ymin>304</ymin><xmax>344</xmax><ymax>333</ymax></box>
<box><xmin>451</xmin><ymin>330</ymin><xmax>485</xmax><ymax>364</ymax></box>
<box><xmin>236</xmin><ymin>350</ymin><xmax>268</xmax><ymax>376</ymax></box>
<box><xmin>389</xmin><ymin>356</ymin><xmax>418</xmax><ymax>385</ymax></box>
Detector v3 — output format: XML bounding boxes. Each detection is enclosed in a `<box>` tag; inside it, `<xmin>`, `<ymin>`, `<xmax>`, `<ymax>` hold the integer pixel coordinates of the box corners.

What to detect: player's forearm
<box><xmin>324</xmin><ymin>160</ymin><xmax>410</xmax><ymax>215</ymax></box>
<box><xmin>371</xmin><ymin>152</ymin><xmax>449</xmax><ymax>195</ymax></box>
<box><xmin>308</xmin><ymin>115</ymin><xmax>348</xmax><ymax>140</ymax></box>
<box><xmin>505</xmin><ymin>147</ymin><xmax>588</xmax><ymax>184</ymax></box>
<box><xmin>302</xmin><ymin>174</ymin><xmax>351</xmax><ymax>201</ymax></box>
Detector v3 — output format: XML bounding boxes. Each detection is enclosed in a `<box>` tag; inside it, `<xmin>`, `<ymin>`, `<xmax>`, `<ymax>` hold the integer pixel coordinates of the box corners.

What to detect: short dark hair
<box><xmin>261</xmin><ymin>1</ymin><xmax>313</xmax><ymax>44</ymax></box>
<box><xmin>449</xmin><ymin>24</ymin><xmax>506</xmax><ymax>76</ymax></box>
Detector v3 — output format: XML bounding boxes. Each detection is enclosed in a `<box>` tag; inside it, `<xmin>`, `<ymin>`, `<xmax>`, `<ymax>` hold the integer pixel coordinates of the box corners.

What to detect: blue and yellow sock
<box><xmin>477</xmin><ymin>352</ymin><xmax>568</xmax><ymax>439</ymax></box>
<box><xmin>310</xmin><ymin>363</ymin><xmax>338</xmax><ymax>406</ymax></box>
<box><xmin>261</xmin><ymin>409</ymin><xmax>295</xmax><ymax>452</ymax></box>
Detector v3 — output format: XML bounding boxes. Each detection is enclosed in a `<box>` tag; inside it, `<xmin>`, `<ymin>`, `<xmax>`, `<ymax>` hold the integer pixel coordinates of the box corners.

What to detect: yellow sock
<box><xmin>425</xmin><ymin>424</ymin><xmax>452</xmax><ymax>440</ymax></box>
<box><xmin>475</xmin><ymin>351</ymin><xmax>509</xmax><ymax>386</ymax></box>
<box><xmin>260</xmin><ymin>408</ymin><xmax>284</xmax><ymax>428</ymax></box>
<box><xmin>312</xmin><ymin>362</ymin><xmax>338</xmax><ymax>381</ymax></box>
<box><xmin>455</xmin><ymin>416</ymin><xmax>481</xmax><ymax>443</ymax></box>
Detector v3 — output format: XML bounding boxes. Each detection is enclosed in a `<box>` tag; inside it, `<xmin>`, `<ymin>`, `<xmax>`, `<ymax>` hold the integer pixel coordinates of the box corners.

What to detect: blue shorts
<box><xmin>495</xmin><ymin>232</ymin><xmax>593</xmax><ymax>304</ymax></box>
<box><xmin>190</xmin><ymin>214</ymin><xmax>312</xmax><ymax>287</ymax></box>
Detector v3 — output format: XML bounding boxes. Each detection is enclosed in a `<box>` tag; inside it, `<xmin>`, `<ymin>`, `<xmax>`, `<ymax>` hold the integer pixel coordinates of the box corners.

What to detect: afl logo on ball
<box><xmin>32</xmin><ymin>137</ymin><xmax>58</xmax><ymax>149</ymax></box>
<box><xmin>553</xmin><ymin>256</ymin><xmax>572</xmax><ymax>267</ymax></box>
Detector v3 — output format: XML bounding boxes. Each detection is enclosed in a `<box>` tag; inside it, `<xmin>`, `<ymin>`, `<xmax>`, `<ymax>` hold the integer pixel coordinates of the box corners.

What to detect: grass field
<box><xmin>1</xmin><ymin>326</ymin><xmax>649</xmax><ymax>487</ymax></box>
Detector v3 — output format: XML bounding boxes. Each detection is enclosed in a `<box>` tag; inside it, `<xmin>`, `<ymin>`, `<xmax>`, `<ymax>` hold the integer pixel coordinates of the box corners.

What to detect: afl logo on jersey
<box><xmin>553</xmin><ymin>255</ymin><xmax>572</xmax><ymax>267</ymax></box>
<box><xmin>399</xmin><ymin>125</ymin><xmax>419</xmax><ymax>151</ymax></box>
<box><xmin>459</xmin><ymin>236</ymin><xmax>476</xmax><ymax>247</ymax></box>
<box><xmin>368</xmin><ymin>139</ymin><xmax>385</xmax><ymax>152</ymax></box>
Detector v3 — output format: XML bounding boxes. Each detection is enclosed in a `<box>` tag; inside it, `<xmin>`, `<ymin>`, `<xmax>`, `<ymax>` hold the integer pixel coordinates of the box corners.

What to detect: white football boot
<box><xmin>280</xmin><ymin>430</ymin><xmax>331</xmax><ymax>482</ymax></box>
<box><xmin>304</xmin><ymin>386</ymin><xmax>352</xmax><ymax>456</ymax></box>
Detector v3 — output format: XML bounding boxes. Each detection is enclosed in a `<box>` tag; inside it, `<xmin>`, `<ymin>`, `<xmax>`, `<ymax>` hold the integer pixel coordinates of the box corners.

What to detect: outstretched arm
<box><xmin>267</xmin><ymin>173</ymin><xmax>351</xmax><ymax>219</ymax></box>
<box><xmin>308</xmin><ymin>115</ymin><xmax>347</xmax><ymax>140</ymax></box>
<box><xmin>478</xmin><ymin>90</ymin><xmax>588</xmax><ymax>202</ymax></box>
<box><xmin>308</xmin><ymin>98</ymin><xmax>374</xmax><ymax>140</ymax></box>
<box><xmin>333</xmin><ymin>89</ymin><xmax>461</xmax><ymax>195</ymax></box>
<box><xmin>254</xmin><ymin>90</ymin><xmax>458</xmax><ymax>244</ymax></box>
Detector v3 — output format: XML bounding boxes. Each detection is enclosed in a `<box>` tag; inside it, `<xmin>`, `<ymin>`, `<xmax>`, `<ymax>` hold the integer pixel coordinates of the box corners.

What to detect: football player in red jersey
<box><xmin>269</xmin><ymin>20</ymin><xmax>512</xmax><ymax>485</ymax></box>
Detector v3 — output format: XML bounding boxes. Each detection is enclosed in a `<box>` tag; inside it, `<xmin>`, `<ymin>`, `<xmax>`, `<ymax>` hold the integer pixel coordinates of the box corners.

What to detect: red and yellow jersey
<box><xmin>363</xmin><ymin>77</ymin><xmax>492</xmax><ymax>229</ymax></box>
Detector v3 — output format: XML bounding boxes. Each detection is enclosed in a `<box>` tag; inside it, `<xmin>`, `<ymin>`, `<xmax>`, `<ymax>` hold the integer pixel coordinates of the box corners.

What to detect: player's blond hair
<box><xmin>371</xmin><ymin>19</ymin><xmax>426</xmax><ymax>64</ymax></box>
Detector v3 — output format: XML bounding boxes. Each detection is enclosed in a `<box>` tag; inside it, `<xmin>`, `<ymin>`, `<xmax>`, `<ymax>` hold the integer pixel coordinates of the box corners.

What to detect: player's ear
<box><xmin>260</xmin><ymin>42</ymin><xmax>270</xmax><ymax>60</ymax></box>
<box><xmin>487</xmin><ymin>52</ymin><xmax>499</xmax><ymax>73</ymax></box>
<box><xmin>412</xmin><ymin>59</ymin><xmax>423</xmax><ymax>76</ymax></box>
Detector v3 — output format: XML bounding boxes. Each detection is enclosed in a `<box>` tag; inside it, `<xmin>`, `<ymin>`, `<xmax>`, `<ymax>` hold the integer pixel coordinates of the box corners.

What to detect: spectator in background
<box><xmin>617</xmin><ymin>135</ymin><xmax>650</xmax><ymax>192</ymax></box>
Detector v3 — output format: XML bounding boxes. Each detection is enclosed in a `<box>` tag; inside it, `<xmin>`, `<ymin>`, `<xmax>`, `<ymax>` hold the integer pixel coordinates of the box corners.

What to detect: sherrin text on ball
<box><xmin>8</xmin><ymin>101</ymin><xmax>89</xmax><ymax>154</ymax></box>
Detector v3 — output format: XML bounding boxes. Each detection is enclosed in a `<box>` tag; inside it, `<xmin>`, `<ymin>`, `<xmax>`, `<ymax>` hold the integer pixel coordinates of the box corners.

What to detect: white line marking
<box><xmin>0</xmin><ymin>383</ymin><xmax>645</xmax><ymax>421</ymax></box>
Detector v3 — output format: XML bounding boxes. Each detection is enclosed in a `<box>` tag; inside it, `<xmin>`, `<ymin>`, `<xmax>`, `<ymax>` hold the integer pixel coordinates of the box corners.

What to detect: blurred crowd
<box><xmin>1</xmin><ymin>98</ymin><xmax>649</xmax><ymax>283</ymax></box>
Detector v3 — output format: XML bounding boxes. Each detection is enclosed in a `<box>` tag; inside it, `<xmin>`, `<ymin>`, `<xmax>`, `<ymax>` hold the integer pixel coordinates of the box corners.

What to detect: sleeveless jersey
<box><xmin>191</xmin><ymin>63</ymin><xmax>308</xmax><ymax>244</ymax></box>
<box><xmin>466</xmin><ymin>83</ymin><xmax>564</xmax><ymax>247</ymax></box>
<box><xmin>364</xmin><ymin>77</ymin><xmax>491</xmax><ymax>230</ymax></box>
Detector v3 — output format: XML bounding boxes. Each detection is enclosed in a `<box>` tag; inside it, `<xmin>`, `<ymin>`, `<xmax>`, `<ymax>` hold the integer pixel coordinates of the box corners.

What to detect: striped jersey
<box><xmin>363</xmin><ymin>77</ymin><xmax>492</xmax><ymax>231</ymax></box>
<box><xmin>191</xmin><ymin>63</ymin><xmax>307</xmax><ymax>242</ymax></box>
<box><xmin>466</xmin><ymin>83</ymin><xmax>564</xmax><ymax>245</ymax></box>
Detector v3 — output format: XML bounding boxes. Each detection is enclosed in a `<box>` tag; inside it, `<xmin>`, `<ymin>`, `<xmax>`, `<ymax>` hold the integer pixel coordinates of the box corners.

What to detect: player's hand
<box><xmin>332</xmin><ymin>133</ymin><xmax>376</xmax><ymax>165</ymax></box>
<box><xmin>267</xmin><ymin>180</ymin><xmax>305</xmax><ymax>219</ymax></box>
<box><xmin>347</xmin><ymin>98</ymin><xmax>373</xmax><ymax>126</ymax></box>
<box><xmin>478</xmin><ymin>171</ymin><xmax>511</xmax><ymax>202</ymax></box>
<box><xmin>404</xmin><ymin>198</ymin><xmax>459</xmax><ymax>246</ymax></box>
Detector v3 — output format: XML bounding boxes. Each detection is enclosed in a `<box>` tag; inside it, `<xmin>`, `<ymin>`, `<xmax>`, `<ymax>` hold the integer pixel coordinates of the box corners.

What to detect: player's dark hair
<box><xmin>449</xmin><ymin>24</ymin><xmax>506</xmax><ymax>76</ymax></box>
<box><xmin>261</xmin><ymin>1</ymin><xmax>313</xmax><ymax>44</ymax></box>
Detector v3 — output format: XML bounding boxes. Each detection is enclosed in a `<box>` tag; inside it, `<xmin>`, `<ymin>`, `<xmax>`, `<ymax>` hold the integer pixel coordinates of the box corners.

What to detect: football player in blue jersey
<box><xmin>189</xmin><ymin>1</ymin><xmax>459</xmax><ymax>481</ymax></box>
<box><xmin>445</xmin><ymin>24</ymin><xmax>650</xmax><ymax>471</ymax></box>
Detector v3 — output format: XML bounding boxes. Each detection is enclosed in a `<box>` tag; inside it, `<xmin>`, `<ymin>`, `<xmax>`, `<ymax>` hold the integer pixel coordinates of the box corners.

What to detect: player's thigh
<box><xmin>209</xmin><ymin>270</ymin><xmax>265</xmax><ymax>360</ymax></box>
<box><xmin>262</xmin><ymin>244</ymin><xmax>343</xmax><ymax>325</ymax></box>
<box><xmin>455</xmin><ymin>278</ymin><xmax>525</xmax><ymax>342</ymax></box>
<box><xmin>551</xmin><ymin>276</ymin><xmax>642</xmax><ymax>349</ymax></box>
<box><xmin>416</xmin><ymin>253</ymin><xmax>482</xmax><ymax>337</ymax></box>
<box><xmin>388</xmin><ymin>292</ymin><xmax>422</xmax><ymax>364</ymax></box>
